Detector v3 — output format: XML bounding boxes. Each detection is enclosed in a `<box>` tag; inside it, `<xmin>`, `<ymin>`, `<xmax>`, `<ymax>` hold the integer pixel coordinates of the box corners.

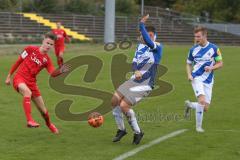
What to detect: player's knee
<box><xmin>23</xmin><ymin>89</ymin><xmax>32</xmax><ymax>97</ymax></box>
<box><xmin>199</xmin><ymin>99</ymin><xmax>208</xmax><ymax>111</ymax></box>
<box><xmin>199</xmin><ymin>100</ymin><xmax>205</xmax><ymax>106</ymax></box>
<box><xmin>198</xmin><ymin>96</ymin><xmax>206</xmax><ymax>106</ymax></box>
<box><xmin>120</xmin><ymin>105</ymin><xmax>129</xmax><ymax>114</ymax></box>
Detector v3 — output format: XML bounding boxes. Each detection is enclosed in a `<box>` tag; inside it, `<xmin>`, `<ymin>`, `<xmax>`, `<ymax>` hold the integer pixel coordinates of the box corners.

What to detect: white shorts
<box><xmin>117</xmin><ymin>79</ymin><xmax>152</xmax><ymax>106</ymax></box>
<box><xmin>191</xmin><ymin>79</ymin><xmax>213</xmax><ymax>104</ymax></box>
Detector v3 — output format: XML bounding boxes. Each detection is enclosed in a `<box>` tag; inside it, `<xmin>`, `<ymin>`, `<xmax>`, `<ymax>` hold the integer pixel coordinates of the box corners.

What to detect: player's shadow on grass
<box><xmin>49</xmin><ymin>54</ymin><xmax>173</xmax><ymax>121</ymax></box>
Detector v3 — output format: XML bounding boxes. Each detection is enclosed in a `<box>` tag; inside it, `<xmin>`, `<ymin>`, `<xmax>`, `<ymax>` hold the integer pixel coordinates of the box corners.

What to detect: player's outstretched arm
<box><xmin>64</xmin><ymin>31</ymin><xmax>71</xmax><ymax>43</ymax></box>
<box><xmin>65</xmin><ymin>36</ymin><xmax>71</xmax><ymax>43</ymax></box>
<box><xmin>139</xmin><ymin>14</ymin><xmax>155</xmax><ymax>49</ymax></box>
<box><xmin>5</xmin><ymin>56</ymin><xmax>23</xmax><ymax>85</ymax></box>
<box><xmin>50</xmin><ymin>64</ymin><xmax>71</xmax><ymax>77</ymax></box>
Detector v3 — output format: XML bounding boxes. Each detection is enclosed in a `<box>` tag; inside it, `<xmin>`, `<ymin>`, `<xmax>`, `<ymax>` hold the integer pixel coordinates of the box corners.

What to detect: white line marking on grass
<box><xmin>212</xmin><ymin>129</ymin><xmax>240</xmax><ymax>133</ymax></box>
<box><xmin>113</xmin><ymin>129</ymin><xmax>188</xmax><ymax>160</ymax></box>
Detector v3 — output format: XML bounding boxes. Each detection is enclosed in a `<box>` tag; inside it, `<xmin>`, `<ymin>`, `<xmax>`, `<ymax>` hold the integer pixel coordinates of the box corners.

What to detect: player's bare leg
<box><xmin>111</xmin><ymin>92</ymin><xmax>124</xmax><ymax>107</ymax></box>
<box><xmin>120</xmin><ymin>99</ymin><xmax>144</xmax><ymax>145</ymax></box>
<box><xmin>112</xmin><ymin>92</ymin><xmax>127</xmax><ymax>142</ymax></box>
<box><xmin>18</xmin><ymin>83</ymin><xmax>40</xmax><ymax>128</ymax></box>
<box><xmin>32</xmin><ymin>96</ymin><xmax>59</xmax><ymax>134</ymax></box>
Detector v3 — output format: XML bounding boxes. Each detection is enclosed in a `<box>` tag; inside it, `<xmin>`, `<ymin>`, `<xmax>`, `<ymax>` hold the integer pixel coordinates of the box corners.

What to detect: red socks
<box><xmin>23</xmin><ymin>97</ymin><xmax>33</xmax><ymax>122</ymax></box>
<box><xmin>43</xmin><ymin>111</ymin><xmax>51</xmax><ymax>126</ymax></box>
<box><xmin>23</xmin><ymin>97</ymin><xmax>52</xmax><ymax>127</ymax></box>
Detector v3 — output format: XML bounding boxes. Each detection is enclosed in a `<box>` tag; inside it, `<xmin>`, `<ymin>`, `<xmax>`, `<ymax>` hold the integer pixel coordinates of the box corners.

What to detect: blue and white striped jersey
<box><xmin>187</xmin><ymin>42</ymin><xmax>222</xmax><ymax>84</ymax></box>
<box><xmin>131</xmin><ymin>22</ymin><xmax>163</xmax><ymax>88</ymax></box>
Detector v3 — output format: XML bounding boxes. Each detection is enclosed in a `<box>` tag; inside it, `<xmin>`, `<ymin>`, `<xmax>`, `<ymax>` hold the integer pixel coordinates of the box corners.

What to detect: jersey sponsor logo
<box><xmin>21</xmin><ymin>50</ymin><xmax>28</xmax><ymax>59</ymax></box>
<box><xmin>194</xmin><ymin>57</ymin><xmax>212</xmax><ymax>62</ymax></box>
<box><xmin>31</xmin><ymin>53</ymin><xmax>42</xmax><ymax>66</ymax></box>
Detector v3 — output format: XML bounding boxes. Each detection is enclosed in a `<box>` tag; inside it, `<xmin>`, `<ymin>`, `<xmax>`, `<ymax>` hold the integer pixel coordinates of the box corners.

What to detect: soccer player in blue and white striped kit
<box><xmin>185</xmin><ymin>26</ymin><xmax>223</xmax><ymax>132</ymax></box>
<box><xmin>111</xmin><ymin>14</ymin><xmax>163</xmax><ymax>144</ymax></box>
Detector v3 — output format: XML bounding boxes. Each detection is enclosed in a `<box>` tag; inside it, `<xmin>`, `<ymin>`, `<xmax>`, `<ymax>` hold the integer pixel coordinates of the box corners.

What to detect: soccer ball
<box><xmin>88</xmin><ymin>112</ymin><xmax>104</xmax><ymax>128</ymax></box>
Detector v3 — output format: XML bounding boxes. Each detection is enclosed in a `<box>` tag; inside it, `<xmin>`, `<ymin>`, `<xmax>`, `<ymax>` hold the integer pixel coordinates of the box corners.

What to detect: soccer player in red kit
<box><xmin>5</xmin><ymin>32</ymin><xmax>70</xmax><ymax>134</ymax></box>
<box><xmin>52</xmin><ymin>22</ymin><xmax>70</xmax><ymax>67</ymax></box>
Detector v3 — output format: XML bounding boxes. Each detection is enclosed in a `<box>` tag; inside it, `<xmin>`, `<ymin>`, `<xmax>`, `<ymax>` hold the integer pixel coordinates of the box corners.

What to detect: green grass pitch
<box><xmin>0</xmin><ymin>43</ymin><xmax>239</xmax><ymax>160</ymax></box>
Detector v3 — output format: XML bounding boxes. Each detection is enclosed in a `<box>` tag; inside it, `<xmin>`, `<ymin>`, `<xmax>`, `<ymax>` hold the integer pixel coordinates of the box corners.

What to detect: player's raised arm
<box><xmin>139</xmin><ymin>14</ymin><xmax>155</xmax><ymax>49</ymax></box>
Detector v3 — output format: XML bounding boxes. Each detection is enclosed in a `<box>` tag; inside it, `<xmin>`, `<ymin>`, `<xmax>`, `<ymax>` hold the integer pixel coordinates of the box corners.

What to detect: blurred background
<box><xmin>0</xmin><ymin>0</ymin><xmax>240</xmax><ymax>45</ymax></box>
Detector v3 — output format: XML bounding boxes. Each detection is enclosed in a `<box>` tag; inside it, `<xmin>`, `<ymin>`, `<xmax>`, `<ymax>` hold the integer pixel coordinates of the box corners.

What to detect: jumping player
<box><xmin>5</xmin><ymin>32</ymin><xmax>70</xmax><ymax>134</ymax></box>
<box><xmin>184</xmin><ymin>26</ymin><xmax>223</xmax><ymax>132</ymax></box>
<box><xmin>52</xmin><ymin>22</ymin><xmax>70</xmax><ymax>67</ymax></box>
<box><xmin>111</xmin><ymin>14</ymin><xmax>163</xmax><ymax>144</ymax></box>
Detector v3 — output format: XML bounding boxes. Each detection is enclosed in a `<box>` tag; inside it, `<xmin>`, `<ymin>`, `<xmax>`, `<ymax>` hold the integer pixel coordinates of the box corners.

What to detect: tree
<box><xmin>116</xmin><ymin>0</ymin><xmax>138</xmax><ymax>15</ymax></box>
<box><xmin>173</xmin><ymin>0</ymin><xmax>240</xmax><ymax>23</ymax></box>
<box><xmin>0</xmin><ymin>0</ymin><xmax>17</xmax><ymax>11</ymax></box>
<box><xmin>33</xmin><ymin>0</ymin><xmax>58</xmax><ymax>13</ymax></box>
<box><xmin>135</xmin><ymin>0</ymin><xmax>177</xmax><ymax>8</ymax></box>
<box><xmin>65</xmin><ymin>0</ymin><xmax>98</xmax><ymax>14</ymax></box>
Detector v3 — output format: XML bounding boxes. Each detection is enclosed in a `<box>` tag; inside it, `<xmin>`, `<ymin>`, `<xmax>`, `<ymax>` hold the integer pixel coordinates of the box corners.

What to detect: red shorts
<box><xmin>54</xmin><ymin>45</ymin><xmax>65</xmax><ymax>56</ymax></box>
<box><xmin>13</xmin><ymin>75</ymin><xmax>41</xmax><ymax>97</ymax></box>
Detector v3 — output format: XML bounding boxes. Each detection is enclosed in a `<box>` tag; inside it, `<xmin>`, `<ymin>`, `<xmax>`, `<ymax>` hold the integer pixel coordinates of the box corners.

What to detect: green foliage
<box><xmin>65</xmin><ymin>0</ymin><xmax>103</xmax><ymax>15</ymax></box>
<box><xmin>173</xmin><ymin>0</ymin><xmax>240</xmax><ymax>22</ymax></box>
<box><xmin>0</xmin><ymin>0</ymin><xmax>240</xmax><ymax>22</ymax></box>
<box><xmin>0</xmin><ymin>0</ymin><xmax>17</xmax><ymax>11</ymax></box>
<box><xmin>136</xmin><ymin>0</ymin><xmax>177</xmax><ymax>8</ymax></box>
<box><xmin>33</xmin><ymin>0</ymin><xmax>58</xmax><ymax>13</ymax></box>
<box><xmin>116</xmin><ymin>0</ymin><xmax>138</xmax><ymax>16</ymax></box>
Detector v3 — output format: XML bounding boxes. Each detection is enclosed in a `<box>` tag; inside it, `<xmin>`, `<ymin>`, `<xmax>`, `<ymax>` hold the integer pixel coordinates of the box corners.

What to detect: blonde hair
<box><xmin>194</xmin><ymin>25</ymin><xmax>207</xmax><ymax>35</ymax></box>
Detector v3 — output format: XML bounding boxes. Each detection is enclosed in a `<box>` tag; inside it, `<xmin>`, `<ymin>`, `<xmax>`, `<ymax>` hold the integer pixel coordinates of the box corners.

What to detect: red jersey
<box><xmin>52</xmin><ymin>29</ymin><xmax>69</xmax><ymax>46</ymax></box>
<box><xmin>15</xmin><ymin>46</ymin><xmax>55</xmax><ymax>82</ymax></box>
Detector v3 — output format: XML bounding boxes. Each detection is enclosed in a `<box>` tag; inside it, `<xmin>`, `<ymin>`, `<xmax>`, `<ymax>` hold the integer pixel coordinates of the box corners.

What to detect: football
<box><xmin>88</xmin><ymin>112</ymin><xmax>104</xmax><ymax>128</ymax></box>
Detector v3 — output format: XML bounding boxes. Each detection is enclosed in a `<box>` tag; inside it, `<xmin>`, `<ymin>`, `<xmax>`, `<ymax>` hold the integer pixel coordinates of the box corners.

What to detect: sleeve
<box><xmin>139</xmin><ymin>22</ymin><xmax>156</xmax><ymax>49</ymax></box>
<box><xmin>132</xmin><ymin>61</ymin><xmax>138</xmax><ymax>71</ymax></box>
<box><xmin>20</xmin><ymin>46</ymin><xmax>31</xmax><ymax>59</ymax></box>
<box><xmin>64</xmin><ymin>30</ymin><xmax>70</xmax><ymax>42</ymax></box>
<box><xmin>46</xmin><ymin>57</ymin><xmax>55</xmax><ymax>74</ymax></box>
<box><xmin>9</xmin><ymin>56</ymin><xmax>23</xmax><ymax>75</ymax></box>
<box><xmin>213</xmin><ymin>47</ymin><xmax>223</xmax><ymax>62</ymax></box>
<box><xmin>186</xmin><ymin>49</ymin><xmax>194</xmax><ymax>64</ymax></box>
<box><xmin>9</xmin><ymin>47</ymin><xmax>30</xmax><ymax>75</ymax></box>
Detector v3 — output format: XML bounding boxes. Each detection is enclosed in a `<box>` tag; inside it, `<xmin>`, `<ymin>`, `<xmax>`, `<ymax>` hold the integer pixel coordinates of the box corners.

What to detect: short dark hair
<box><xmin>44</xmin><ymin>32</ymin><xmax>57</xmax><ymax>40</ymax></box>
<box><xmin>145</xmin><ymin>26</ymin><xmax>156</xmax><ymax>33</ymax></box>
<box><xmin>194</xmin><ymin>25</ymin><xmax>207</xmax><ymax>35</ymax></box>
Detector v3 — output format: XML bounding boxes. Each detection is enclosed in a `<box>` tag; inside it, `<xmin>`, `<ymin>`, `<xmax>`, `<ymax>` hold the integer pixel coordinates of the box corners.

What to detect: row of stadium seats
<box><xmin>0</xmin><ymin>10</ymin><xmax>240</xmax><ymax>45</ymax></box>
